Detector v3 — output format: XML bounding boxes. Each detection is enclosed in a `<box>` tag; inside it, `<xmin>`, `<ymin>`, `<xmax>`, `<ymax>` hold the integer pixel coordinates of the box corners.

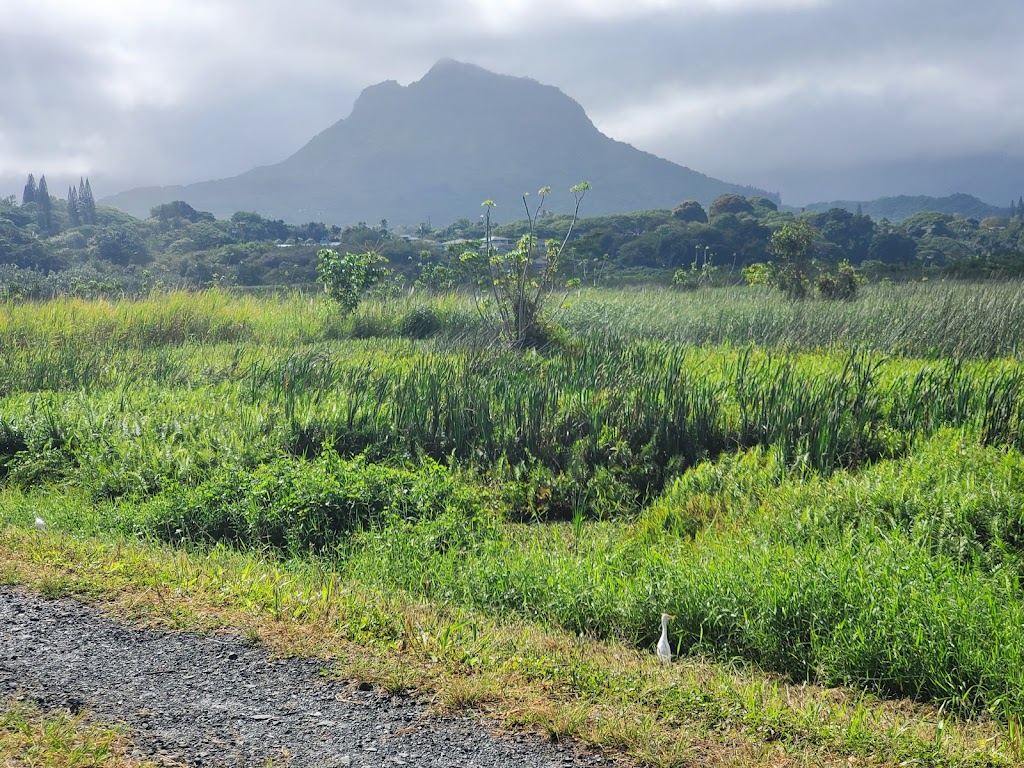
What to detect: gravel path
<box><xmin>0</xmin><ymin>588</ymin><xmax>613</xmax><ymax>767</ymax></box>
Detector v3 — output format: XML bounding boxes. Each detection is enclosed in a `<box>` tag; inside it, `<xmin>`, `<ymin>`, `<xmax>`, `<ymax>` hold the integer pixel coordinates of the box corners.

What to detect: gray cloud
<box><xmin>1</xmin><ymin>0</ymin><xmax>1021</xmax><ymax>206</ymax></box>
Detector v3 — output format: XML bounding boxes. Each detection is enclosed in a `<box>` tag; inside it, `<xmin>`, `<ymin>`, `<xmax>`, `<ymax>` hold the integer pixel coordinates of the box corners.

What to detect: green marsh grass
<box><xmin>5</xmin><ymin>283</ymin><xmax>1024</xmax><ymax>765</ymax></box>
<box><xmin>564</xmin><ymin>280</ymin><xmax>1024</xmax><ymax>357</ymax></box>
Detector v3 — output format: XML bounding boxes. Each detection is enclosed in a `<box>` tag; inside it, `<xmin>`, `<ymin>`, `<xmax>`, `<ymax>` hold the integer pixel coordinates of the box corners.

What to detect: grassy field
<box><xmin>4</xmin><ymin>281</ymin><xmax>1024</xmax><ymax>766</ymax></box>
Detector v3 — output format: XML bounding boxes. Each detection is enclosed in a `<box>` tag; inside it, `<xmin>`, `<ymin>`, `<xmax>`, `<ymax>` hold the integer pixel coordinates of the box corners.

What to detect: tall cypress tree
<box><xmin>22</xmin><ymin>174</ymin><xmax>37</xmax><ymax>206</ymax></box>
<box><xmin>80</xmin><ymin>177</ymin><xmax>97</xmax><ymax>224</ymax></box>
<box><xmin>68</xmin><ymin>186</ymin><xmax>81</xmax><ymax>226</ymax></box>
<box><xmin>1019</xmin><ymin>196</ymin><xmax>1024</xmax><ymax>219</ymax></box>
<box><xmin>36</xmin><ymin>175</ymin><xmax>54</xmax><ymax>233</ymax></box>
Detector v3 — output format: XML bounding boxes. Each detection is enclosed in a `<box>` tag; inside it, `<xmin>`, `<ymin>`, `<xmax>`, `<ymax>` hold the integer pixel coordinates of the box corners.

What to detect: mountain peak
<box><xmin>102</xmin><ymin>62</ymin><xmax>771</xmax><ymax>225</ymax></box>
<box><xmin>422</xmin><ymin>58</ymin><xmax>489</xmax><ymax>77</ymax></box>
<box><xmin>412</xmin><ymin>59</ymin><xmax>541</xmax><ymax>97</ymax></box>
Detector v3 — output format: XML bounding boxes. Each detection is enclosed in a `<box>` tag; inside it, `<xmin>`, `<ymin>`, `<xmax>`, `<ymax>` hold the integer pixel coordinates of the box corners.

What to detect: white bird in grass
<box><xmin>656</xmin><ymin>612</ymin><xmax>674</xmax><ymax>663</ymax></box>
<box><xmin>34</xmin><ymin>515</ymin><xmax>46</xmax><ymax>533</ymax></box>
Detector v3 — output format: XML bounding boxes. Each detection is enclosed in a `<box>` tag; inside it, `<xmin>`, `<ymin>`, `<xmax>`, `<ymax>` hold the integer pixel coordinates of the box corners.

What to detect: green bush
<box><xmin>399</xmin><ymin>305</ymin><xmax>442</xmax><ymax>339</ymax></box>
<box><xmin>136</xmin><ymin>452</ymin><xmax>482</xmax><ymax>553</ymax></box>
<box><xmin>816</xmin><ymin>261</ymin><xmax>862</xmax><ymax>300</ymax></box>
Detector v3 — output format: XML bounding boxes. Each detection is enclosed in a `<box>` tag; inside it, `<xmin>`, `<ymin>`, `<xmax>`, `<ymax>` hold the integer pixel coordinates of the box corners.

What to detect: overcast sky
<box><xmin>2</xmin><ymin>0</ymin><xmax>1022</xmax><ymax>206</ymax></box>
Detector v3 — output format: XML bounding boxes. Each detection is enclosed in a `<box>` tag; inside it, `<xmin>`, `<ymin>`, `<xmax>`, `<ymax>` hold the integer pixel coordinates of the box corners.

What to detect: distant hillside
<box><xmin>101</xmin><ymin>59</ymin><xmax>772</xmax><ymax>226</ymax></box>
<box><xmin>803</xmin><ymin>193</ymin><xmax>1008</xmax><ymax>222</ymax></box>
<box><xmin>769</xmin><ymin>152</ymin><xmax>1024</xmax><ymax>212</ymax></box>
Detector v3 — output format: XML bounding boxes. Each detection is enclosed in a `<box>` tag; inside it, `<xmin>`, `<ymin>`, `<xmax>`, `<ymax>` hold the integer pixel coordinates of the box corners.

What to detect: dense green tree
<box><xmin>815</xmin><ymin>260</ymin><xmax>862</xmax><ymax>300</ymax></box>
<box><xmin>22</xmin><ymin>174</ymin><xmax>37</xmax><ymax>206</ymax></box>
<box><xmin>616</xmin><ymin>222</ymin><xmax>705</xmax><ymax>270</ymax></box>
<box><xmin>917</xmin><ymin>235</ymin><xmax>974</xmax><ymax>267</ymax></box>
<box><xmin>0</xmin><ymin>196</ymin><xmax>33</xmax><ymax>227</ymax></box>
<box><xmin>709</xmin><ymin>194</ymin><xmax>755</xmax><ymax>217</ymax></box>
<box><xmin>867</xmin><ymin>230</ymin><xmax>917</xmax><ymax>265</ymax></box>
<box><xmin>769</xmin><ymin>220</ymin><xmax>816</xmax><ymax>299</ymax></box>
<box><xmin>293</xmin><ymin>221</ymin><xmax>329</xmax><ymax>242</ymax></box>
<box><xmin>150</xmin><ymin>201</ymin><xmax>215</xmax><ymax>229</ymax></box>
<box><xmin>436</xmin><ymin>217</ymin><xmax>483</xmax><ymax>241</ymax></box>
<box><xmin>671</xmin><ymin>200</ymin><xmax>708</xmax><ymax>223</ymax></box>
<box><xmin>85</xmin><ymin>178</ymin><xmax>98</xmax><ymax>224</ymax></box>
<box><xmin>570</xmin><ymin>228</ymin><xmax>618</xmax><ymax>262</ymax></box>
<box><xmin>980</xmin><ymin>217</ymin><xmax>1011</xmax><ymax>230</ymax></box>
<box><xmin>749</xmin><ymin>196</ymin><xmax>779</xmax><ymax>214</ymax></box>
<box><xmin>229</xmin><ymin>211</ymin><xmax>289</xmax><ymax>242</ymax></box>
<box><xmin>709</xmin><ymin>213</ymin><xmax>771</xmax><ymax>266</ymax></box>
<box><xmin>93</xmin><ymin>225</ymin><xmax>150</xmax><ymax>265</ymax></box>
<box><xmin>3</xmin><ymin>173</ymin><xmax>1024</xmax><ymax>296</ymax></box>
<box><xmin>0</xmin><ymin>219</ymin><xmax>63</xmax><ymax>271</ymax></box>
<box><xmin>807</xmin><ymin>208</ymin><xmax>875</xmax><ymax>263</ymax></box>
<box><xmin>166</xmin><ymin>222</ymin><xmax>233</xmax><ymax>254</ymax></box>
<box><xmin>901</xmin><ymin>211</ymin><xmax>954</xmax><ymax>239</ymax></box>
<box><xmin>1019</xmin><ymin>196</ymin><xmax>1024</xmax><ymax>219</ymax></box>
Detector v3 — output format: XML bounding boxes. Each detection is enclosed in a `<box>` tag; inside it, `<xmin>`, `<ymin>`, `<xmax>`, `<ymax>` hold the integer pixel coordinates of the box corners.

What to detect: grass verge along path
<box><xmin>1</xmin><ymin>525</ymin><xmax>1018</xmax><ymax>768</ymax></box>
<box><xmin>0</xmin><ymin>696</ymin><xmax>161</xmax><ymax>768</ymax></box>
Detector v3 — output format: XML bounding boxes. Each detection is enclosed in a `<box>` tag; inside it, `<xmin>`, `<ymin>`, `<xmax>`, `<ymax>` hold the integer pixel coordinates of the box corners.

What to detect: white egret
<box><xmin>656</xmin><ymin>613</ymin><xmax>673</xmax><ymax>663</ymax></box>
<box><xmin>34</xmin><ymin>515</ymin><xmax>46</xmax><ymax>533</ymax></box>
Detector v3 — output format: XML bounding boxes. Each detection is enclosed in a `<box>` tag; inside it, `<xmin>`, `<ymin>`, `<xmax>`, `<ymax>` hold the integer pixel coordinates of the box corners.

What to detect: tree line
<box><xmin>0</xmin><ymin>190</ymin><xmax>425</xmax><ymax>298</ymax></box>
<box><xmin>468</xmin><ymin>193</ymin><xmax>1024</xmax><ymax>283</ymax></box>
<box><xmin>20</xmin><ymin>174</ymin><xmax>98</xmax><ymax>234</ymax></box>
<box><xmin>4</xmin><ymin>177</ymin><xmax>1024</xmax><ymax>301</ymax></box>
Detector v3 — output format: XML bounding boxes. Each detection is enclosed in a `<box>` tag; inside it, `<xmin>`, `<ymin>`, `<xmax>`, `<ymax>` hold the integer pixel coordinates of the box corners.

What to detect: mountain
<box><xmin>101</xmin><ymin>60</ymin><xmax>771</xmax><ymax>226</ymax></box>
<box><xmin>802</xmin><ymin>193</ymin><xmax>1009</xmax><ymax>222</ymax></box>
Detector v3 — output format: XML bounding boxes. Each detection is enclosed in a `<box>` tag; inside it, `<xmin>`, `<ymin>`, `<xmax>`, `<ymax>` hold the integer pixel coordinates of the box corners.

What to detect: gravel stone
<box><xmin>1</xmin><ymin>587</ymin><xmax>612</xmax><ymax>767</ymax></box>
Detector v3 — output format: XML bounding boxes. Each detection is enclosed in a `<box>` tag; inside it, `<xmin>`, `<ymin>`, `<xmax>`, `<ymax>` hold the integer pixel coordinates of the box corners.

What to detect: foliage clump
<box><xmin>671</xmin><ymin>200</ymin><xmax>708</xmax><ymax>223</ymax></box>
<box><xmin>709</xmin><ymin>193</ymin><xmax>755</xmax><ymax>217</ymax></box>
<box><xmin>138</xmin><ymin>452</ymin><xmax>484</xmax><ymax>553</ymax></box>
<box><xmin>317</xmin><ymin>248</ymin><xmax>391</xmax><ymax>314</ymax></box>
<box><xmin>815</xmin><ymin>260</ymin><xmax>862</xmax><ymax>300</ymax></box>
<box><xmin>768</xmin><ymin>220</ymin><xmax>815</xmax><ymax>299</ymax></box>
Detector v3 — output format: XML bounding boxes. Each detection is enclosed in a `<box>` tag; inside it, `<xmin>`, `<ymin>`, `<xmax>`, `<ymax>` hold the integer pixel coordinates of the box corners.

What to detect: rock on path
<box><xmin>0</xmin><ymin>587</ymin><xmax>611</xmax><ymax>767</ymax></box>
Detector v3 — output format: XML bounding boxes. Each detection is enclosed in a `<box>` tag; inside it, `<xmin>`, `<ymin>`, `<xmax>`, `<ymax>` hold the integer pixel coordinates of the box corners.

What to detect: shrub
<box><xmin>399</xmin><ymin>305</ymin><xmax>442</xmax><ymax>339</ymax></box>
<box><xmin>137</xmin><ymin>452</ymin><xmax>481</xmax><ymax>553</ymax></box>
<box><xmin>816</xmin><ymin>261</ymin><xmax>862</xmax><ymax>301</ymax></box>
<box><xmin>316</xmin><ymin>248</ymin><xmax>391</xmax><ymax>314</ymax></box>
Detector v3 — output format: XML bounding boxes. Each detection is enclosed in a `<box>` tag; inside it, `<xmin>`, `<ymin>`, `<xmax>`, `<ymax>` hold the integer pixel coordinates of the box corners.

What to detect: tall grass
<box><xmin>0</xmin><ymin>289</ymin><xmax>483</xmax><ymax>354</ymax></box>
<box><xmin>6</xmin><ymin>284</ymin><xmax>1024</xmax><ymax>720</ymax></box>
<box><xmin>344</xmin><ymin>432</ymin><xmax>1024</xmax><ymax>715</ymax></box>
<box><xmin>565</xmin><ymin>280</ymin><xmax>1024</xmax><ymax>358</ymax></box>
<box><xmin>6</xmin><ymin>280</ymin><xmax>1024</xmax><ymax>359</ymax></box>
<box><xmin>4</xmin><ymin>337</ymin><xmax>1024</xmax><ymax>516</ymax></box>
